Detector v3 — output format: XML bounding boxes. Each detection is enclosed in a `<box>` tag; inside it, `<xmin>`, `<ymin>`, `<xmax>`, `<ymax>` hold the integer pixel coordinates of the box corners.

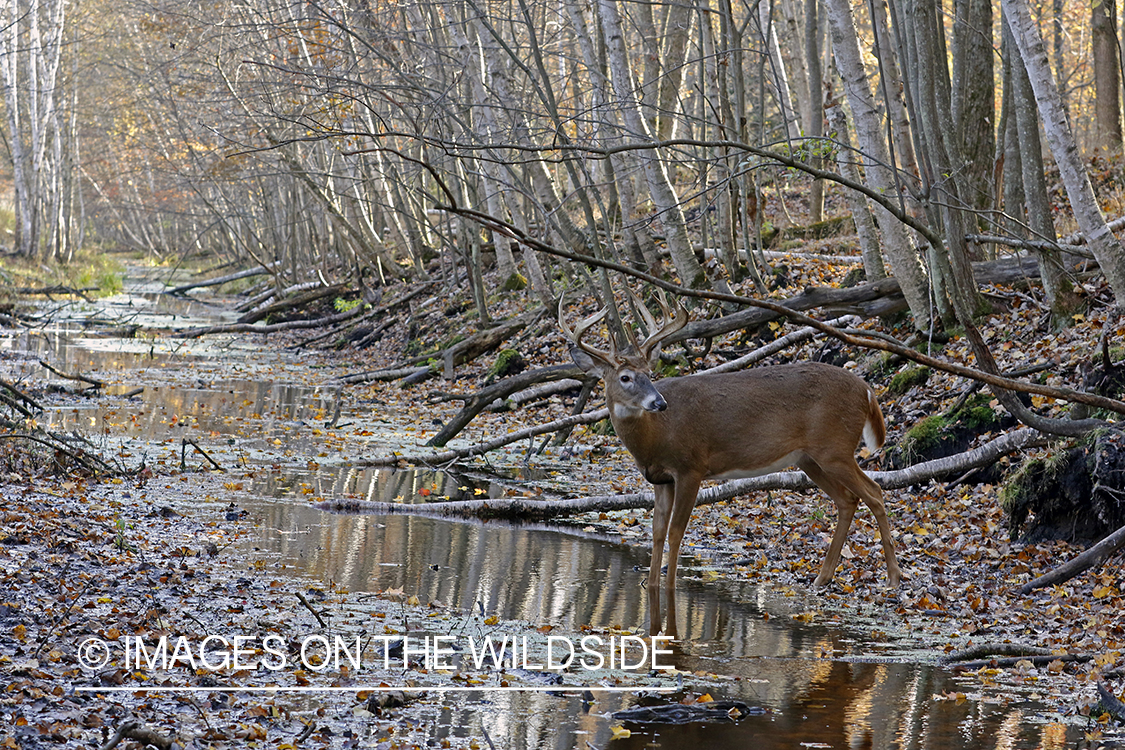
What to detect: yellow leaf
<box><xmin>609</xmin><ymin>725</ymin><xmax>632</xmax><ymax>739</ymax></box>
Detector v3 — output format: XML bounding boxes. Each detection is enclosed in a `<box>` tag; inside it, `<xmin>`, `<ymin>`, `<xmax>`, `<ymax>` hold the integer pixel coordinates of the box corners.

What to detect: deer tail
<box><xmin>862</xmin><ymin>390</ymin><xmax>886</xmax><ymax>450</ymax></box>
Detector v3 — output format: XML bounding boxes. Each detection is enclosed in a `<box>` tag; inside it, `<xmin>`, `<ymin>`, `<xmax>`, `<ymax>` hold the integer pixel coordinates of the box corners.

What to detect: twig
<box><xmin>295</xmin><ymin>591</ymin><xmax>328</xmax><ymax>628</ymax></box>
<box><xmin>180</xmin><ymin>439</ymin><xmax>224</xmax><ymax>471</ymax></box>
<box><xmin>0</xmin><ymin>433</ymin><xmax>112</xmax><ymax>474</ymax></box>
<box><xmin>99</xmin><ymin>720</ymin><xmax>173</xmax><ymax>750</ymax></box>
<box><xmin>0</xmin><ymin>377</ymin><xmax>42</xmax><ymax>412</ymax></box>
<box><xmin>39</xmin><ymin>359</ymin><xmax>104</xmax><ymax>389</ymax></box>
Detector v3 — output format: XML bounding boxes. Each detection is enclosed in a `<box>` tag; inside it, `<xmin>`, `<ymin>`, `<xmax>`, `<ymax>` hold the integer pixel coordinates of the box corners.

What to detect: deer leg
<box><xmin>798</xmin><ymin>457</ymin><xmax>860</xmax><ymax>587</ymax></box>
<box><xmin>661</xmin><ymin>475</ymin><xmax>702</xmax><ymax>639</ymax></box>
<box><xmin>648</xmin><ymin>483</ymin><xmax>673</xmax><ymax>636</ymax></box>
<box><xmin>802</xmin><ymin>456</ymin><xmax>900</xmax><ymax>587</ymax></box>
<box><xmin>853</xmin><ymin>474</ymin><xmax>902</xmax><ymax>586</ymax></box>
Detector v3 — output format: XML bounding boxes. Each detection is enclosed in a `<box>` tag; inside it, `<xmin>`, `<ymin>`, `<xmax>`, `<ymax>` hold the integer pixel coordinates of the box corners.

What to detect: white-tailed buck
<box><xmin>560</xmin><ymin>294</ymin><xmax>901</xmax><ymax>637</ymax></box>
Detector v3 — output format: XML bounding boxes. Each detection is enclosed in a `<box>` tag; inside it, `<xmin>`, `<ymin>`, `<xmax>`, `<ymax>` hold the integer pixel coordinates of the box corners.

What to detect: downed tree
<box><xmin>424</xmin><ymin>364</ymin><xmax>587</xmax><ymax>446</ymax></box>
<box><xmin>237</xmin><ymin>283</ymin><xmax>347</xmax><ymax>324</ymax></box>
<box><xmin>170</xmin><ymin>305</ymin><xmax>365</xmax><ymax>339</ymax></box>
<box><xmin>358</xmin><ymin>408</ymin><xmax>608</xmax><ymax>467</ymax></box>
<box><xmin>1019</xmin><ymin>521</ymin><xmax>1125</xmax><ymax>593</ymax></box>
<box><xmin>320</xmin><ymin>428</ymin><xmax>1045</xmax><ymax>520</ymax></box>
<box><xmin>664</xmin><ymin>256</ymin><xmax>1038</xmax><ymax>345</ymax></box>
<box><xmin>165</xmin><ymin>263</ymin><xmax>277</xmax><ymax>295</ymax></box>
<box><xmin>336</xmin><ymin>309</ymin><xmax>544</xmax><ymax>386</ymax></box>
<box><xmin>168</xmin><ymin>285</ymin><xmax>428</xmax><ymax>340</ymax></box>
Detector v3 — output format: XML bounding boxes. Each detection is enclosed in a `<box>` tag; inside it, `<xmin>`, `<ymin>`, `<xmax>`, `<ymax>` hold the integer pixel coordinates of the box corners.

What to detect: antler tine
<box><xmin>558</xmin><ymin>296</ymin><xmax>614</xmax><ymax>362</ymax></box>
<box><xmin>635</xmin><ymin>291</ymin><xmax>688</xmax><ymax>362</ymax></box>
<box><xmin>626</xmin><ymin>288</ymin><xmax>660</xmax><ymax>343</ymax></box>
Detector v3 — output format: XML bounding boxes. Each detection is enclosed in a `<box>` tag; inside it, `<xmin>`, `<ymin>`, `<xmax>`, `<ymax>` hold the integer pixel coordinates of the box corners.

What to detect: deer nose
<box><xmin>649</xmin><ymin>394</ymin><xmax>667</xmax><ymax>412</ymax></box>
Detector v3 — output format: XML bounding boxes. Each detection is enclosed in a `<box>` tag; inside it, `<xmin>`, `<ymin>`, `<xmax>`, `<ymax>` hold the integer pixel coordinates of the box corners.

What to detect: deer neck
<box><xmin>607</xmin><ymin>399</ymin><xmax>668</xmax><ymax>465</ymax></box>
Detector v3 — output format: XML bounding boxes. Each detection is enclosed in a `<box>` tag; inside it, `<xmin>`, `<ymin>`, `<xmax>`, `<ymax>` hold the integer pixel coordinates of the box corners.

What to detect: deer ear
<box><xmin>569</xmin><ymin>344</ymin><xmax>609</xmax><ymax>378</ymax></box>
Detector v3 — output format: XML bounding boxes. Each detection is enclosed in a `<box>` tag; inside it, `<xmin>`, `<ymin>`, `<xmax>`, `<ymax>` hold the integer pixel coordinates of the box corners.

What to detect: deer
<box><xmin>559</xmin><ymin>293</ymin><xmax>901</xmax><ymax>637</ymax></box>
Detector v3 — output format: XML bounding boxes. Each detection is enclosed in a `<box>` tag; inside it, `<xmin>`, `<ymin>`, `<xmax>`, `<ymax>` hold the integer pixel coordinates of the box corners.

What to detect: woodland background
<box><xmin>1</xmin><ymin>0</ymin><xmax>1125</xmax><ymax>439</ymax></box>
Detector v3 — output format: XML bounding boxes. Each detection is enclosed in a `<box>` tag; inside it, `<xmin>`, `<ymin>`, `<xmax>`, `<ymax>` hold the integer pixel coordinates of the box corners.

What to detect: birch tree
<box><xmin>0</xmin><ymin>0</ymin><xmax>72</xmax><ymax>258</ymax></box>
<box><xmin>1002</xmin><ymin>0</ymin><xmax>1125</xmax><ymax>306</ymax></box>
<box><xmin>825</xmin><ymin>0</ymin><xmax>932</xmax><ymax>329</ymax></box>
<box><xmin>597</xmin><ymin>0</ymin><xmax>714</xmax><ymax>290</ymax></box>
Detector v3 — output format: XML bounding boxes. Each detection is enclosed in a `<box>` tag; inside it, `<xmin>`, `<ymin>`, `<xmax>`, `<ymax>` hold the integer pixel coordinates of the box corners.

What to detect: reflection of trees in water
<box><xmin>39</xmin><ymin>376</ymin><xmax>334</xmax><ymax>444</ymax></box>
<box><xmin>247</xmin><ymin>467</ymin><xmax>1066</xmax><ymax>750</ymax></box>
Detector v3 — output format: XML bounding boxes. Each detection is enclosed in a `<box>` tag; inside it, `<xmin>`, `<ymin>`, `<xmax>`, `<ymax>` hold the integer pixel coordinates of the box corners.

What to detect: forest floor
<box><xmin>3</xmin><ymin>231</ymin><xmax>1125</xmax><ymax>747</ymax></box>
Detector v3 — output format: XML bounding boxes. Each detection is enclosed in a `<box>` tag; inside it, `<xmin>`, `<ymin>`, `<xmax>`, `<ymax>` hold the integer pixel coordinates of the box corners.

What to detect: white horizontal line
<box><xmin>74</xmin><ymin>685</ymin><xmax>676</xmax><ymax>694</ymax></box>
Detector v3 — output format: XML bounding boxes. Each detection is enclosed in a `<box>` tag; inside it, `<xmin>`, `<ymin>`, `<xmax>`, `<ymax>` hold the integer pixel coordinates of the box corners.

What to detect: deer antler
<box><xmin>634</xmin><ymin>291</ymin><xmax>688</xmax><ymax>363</ymax></box>
<box><xmin>558</xmin><ymin>296</ymin><xmax>615</xmax><ymax>363</ymax></box>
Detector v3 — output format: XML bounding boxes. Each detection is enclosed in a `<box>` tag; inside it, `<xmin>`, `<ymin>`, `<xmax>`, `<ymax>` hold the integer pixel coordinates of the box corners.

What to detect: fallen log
<box><xmin>170</xmin><ymin>305</ymin><xmax>365</xmax><ymax>339</ymax></box>
<box><xmin>425</xmin><ymin>364</ymin><xmax>587</xmax><ymax>446</ymax></box>
<box><xmin>358</xmin><ymin>408</ymin><xmax>608</xmax><ymax>467</ymax></box>
<box><xmin>321</xmin><ymin>428</ymin><xmax>1045</xmax><ymax>520</ymax></box>
<box><xmin>337</xmin><ymin>309</ymin><xmax>544</xmax><ymax>386</ymax></box>
<box><xmin>665</xmin><ymin>256</ymin><xmax>1039</xmax><ymax>346</ymax></box>
<box><xmin>1019</xmin><ymin>521</ymin><xmax>1125</xmax><ymax>593</ymax></box>
<box><xmin>237</xmin><ymin>283</ymin><xmax>347</xmax><ymax>324</ymax></box>
<box><xmin>165</xmin><ymin>263</ymin><xmax>277</xmax><ymax>295</ymax></box>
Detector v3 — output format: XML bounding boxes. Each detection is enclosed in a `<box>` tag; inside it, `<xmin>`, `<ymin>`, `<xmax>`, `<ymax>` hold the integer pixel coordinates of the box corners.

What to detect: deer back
<box><xmin>605</xmin><ymin>362</ymin><xmax>881</xmax><ymax>483</ymax></box>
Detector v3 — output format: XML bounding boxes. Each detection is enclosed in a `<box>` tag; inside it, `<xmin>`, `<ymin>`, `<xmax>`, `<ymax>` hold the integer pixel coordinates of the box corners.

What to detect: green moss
<box><xmin>1000</xmin><ymin>448</ymin><xmax>1076</xmax><ymax>538</ymax></box>
<box><xmin>500</xmin><ymin>273</ymin><xmax>528</xmax><ymax>292</ymax></box>
<box><xmin>887</xmin><ymin>366</ymin><xmax>930</xmax><ymax>396</ymax></box>
<box><xmin>334</xmin><ymin>297</ymin><xmax>363</xmax><ymax>313</ymax></box>
<box><xmin>950</xmin><ymin>393</ymin><xmax>1003</xmax><ymax>430</ymax></box>
<box><xmin>898</xmin><ymin>414</ymin><xmax>946</xmax><ymax>464</ymax></box>
<box><xmin>489</xmin><ymin>348</ymin><xmax>525</xmax><ymax>378</ymax></box>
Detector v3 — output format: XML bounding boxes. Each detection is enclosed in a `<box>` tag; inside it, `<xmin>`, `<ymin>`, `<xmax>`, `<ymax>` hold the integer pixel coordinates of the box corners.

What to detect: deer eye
<box><xmin>620</xmin><ymin>373</ymin><xmax>632</xmax><ymax>384</ymax></box>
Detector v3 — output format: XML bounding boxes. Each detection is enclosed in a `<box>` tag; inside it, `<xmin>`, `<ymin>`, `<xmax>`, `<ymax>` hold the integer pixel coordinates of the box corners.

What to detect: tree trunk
<box><xmin>758</xmin><ymin>0</ymin><xmax>801</xmax><ymax>140</ymax></box>
<box><xmin>653</xmin><ymin>0</ymin><xmax>694</xmax><ymax>140</ymax></box>
<box><xmin>1091</xmin><ymin>0</ymin><xmax>1122</xmax><ymax>152</ymax></box>
<box><xmin>826</xmin><ymin>97</ymin><xmax>886</xmax><ymax>279</ymax></box>
<box><xmin>597</xmin><ymin>0</ymin><xmax>714</xmax><ymax>290</ymax></box>
<box><xmin>805</xmin><ymin>0</ymin><xmax>825</xmax><ymax>222</ymax></box>
<box><xmin>869</xmin><ymin>0</ymin><xmax>919</xmax><ymax>181</ymax></box>
<box><xmin>950</xmin><ymin>0</ymin><xmax>995</xmax><ymax>224</ymax></box>
<box><xmin>1004</xmin><ymin>20</ymin><xmax>1078</xmax><ymax>322</ymax></box>
<box><xmin>825</xmin><ymin>0</ymin><xmax>932</xmax><ymax>329</ymax></box>
<box><xmin>1002</xmin><ymin>0</ymin><xmax>1125</xmax><ymax>306</ymax></box>
<box><xmin>903</xmin><ymin>0</ymin><xmax>983</xmax><ymax>317</ymax></box>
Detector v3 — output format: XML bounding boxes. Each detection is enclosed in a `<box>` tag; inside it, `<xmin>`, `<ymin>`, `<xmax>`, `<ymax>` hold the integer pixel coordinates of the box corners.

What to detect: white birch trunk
<box><xmin>825</xmin><ymin>0</ymin><xmax>932</xmax><ymax>328</ymax></box>
<box><xmin>758</xmin><ymin>0</ymin><xmax>802</xmax><ymax>140</ymax></box>
<box><xmin>1001</xmin><ymin>0</ymin><xmax>1125</xmax><ymax>303</ymax></box>
<box><xmin>597</xmin><ymin>0</ymin><xmax>711</xmax><ymax>289</ymax></box>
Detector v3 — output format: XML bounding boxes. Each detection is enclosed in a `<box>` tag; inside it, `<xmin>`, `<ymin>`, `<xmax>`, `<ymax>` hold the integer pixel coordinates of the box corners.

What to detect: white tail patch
<box><xmin>862</xmin><ymin>391</ymin><xmax>880</xmax><ymax>450</ymax></box>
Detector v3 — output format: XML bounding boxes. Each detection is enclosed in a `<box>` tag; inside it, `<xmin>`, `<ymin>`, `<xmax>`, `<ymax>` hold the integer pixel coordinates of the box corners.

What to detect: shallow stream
<box><xmin>2</xmin><ymin>269</ymin><xmax>1087</xmax><ymax>749</ymax></box>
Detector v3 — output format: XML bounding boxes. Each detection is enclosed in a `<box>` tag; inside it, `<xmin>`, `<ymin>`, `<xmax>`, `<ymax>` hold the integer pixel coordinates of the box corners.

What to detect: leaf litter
<box><xmin>3</xmin><ymin>264</ymin><xmax>1125</xmax><ymax>747</ymax></box>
